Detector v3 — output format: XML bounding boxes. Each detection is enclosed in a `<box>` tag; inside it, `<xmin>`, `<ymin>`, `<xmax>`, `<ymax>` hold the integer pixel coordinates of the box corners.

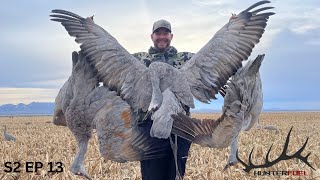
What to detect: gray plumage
<box><xmin>180</xmin><ymin>0</ymin><xmax>274</xmax><ymax>102</ymax></box>
<box><xmin>263</xmin><ymin>125</ymin><xmax>278</xmax><ymax>131</ymax></box>
<box><xmin>223</xmin><ymin>54</ymin><xmax>264</xmax><ymax>170</ymax></box>
<box><xmin>3</xmin><ymin>125</ymin><xmax>16</xmax><ymax>141</ymax></box>
<box><xmin>150</xmin><ymin>88</ymin><xmax>185</xmax><ymax>138</ymax></box>
<box><xmin>52</xmin><ymin>52</ymin><xmax>79</xmax><ymax>126</ymax></box>
<box><xmin>171</xmin><ymin>54</ymin><xmax>265</xmax><ymax>168</ymax></box>
<box><xmin>50</xmin><ymin>0</ymin><xmax>274</xmax><ymax>139</ymax></box>
<box><xmin>224</xmin><ymin>53</ymin><xmax>277</xmax><ymax>169</ymax></box>
<box><xmin>256</xmin><ymin>123</ymin><xmax>279</xmax><ymax>131</ymax></box>
<box><xmin>53</xmin><ymin>51</ymin><xmax>171</xmax><ymax>179</ymax></box>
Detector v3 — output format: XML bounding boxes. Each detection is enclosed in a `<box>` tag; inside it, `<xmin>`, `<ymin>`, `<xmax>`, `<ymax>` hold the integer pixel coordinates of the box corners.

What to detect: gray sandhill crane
<box><xmin>263</xmin><ymin>124</ymin><xmax>278</xmax><ymax>131</ymax></box>
<box><xmin>53</xmin><ymin>51</ymin><xmax>170</xmax><ymax>179</ymax></box>
<box><xmin>50</xmin><ymin>1</ymin><xmax>274</xmax><ymax>140</ymax></box>
<box><xmin>256</xmin><ymin>123</ymin><xmax>279</xmax><ymax>131</ymax></box>
<box><xmin>171</xmin><ymin>54</ymin><xmax>267</xmax><ymax>169</ymax></box>
<box><xmin>3</xmin><ymin>125</ymin><xmax>16</xmax><ymax>141</ymax></box>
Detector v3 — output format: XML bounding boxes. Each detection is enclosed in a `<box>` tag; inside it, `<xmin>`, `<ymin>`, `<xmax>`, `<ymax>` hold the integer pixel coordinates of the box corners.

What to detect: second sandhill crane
<box><xmin>256</xmin><ymin>123</ymin><xmax>279</xmax><ymax>131</ymax></box>
<box><xmin>171</xmin><ymin>54</ymin><xmax>272</xmax><ymax>169</ymax></box>
<box><xmin>53</xmin><ymin>51</ymin><xmax>170</xmax><ymax>179</ymax></box>
<box><xmin>3</xmin><ymin>125</ymin><xmax>16</xmax><ymax>141</ymax></box>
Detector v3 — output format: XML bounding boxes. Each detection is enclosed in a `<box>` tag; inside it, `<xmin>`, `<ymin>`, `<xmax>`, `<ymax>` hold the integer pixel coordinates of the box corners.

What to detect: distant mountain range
<box><xmin>0</xmin><ymin>102</ymin><xmax>318</xmax><ymax>116</ymax></box>
<box><xmin>0</xmin><ymin>102</ymin><xmax>54</xmax><ymax>116</ymax></box>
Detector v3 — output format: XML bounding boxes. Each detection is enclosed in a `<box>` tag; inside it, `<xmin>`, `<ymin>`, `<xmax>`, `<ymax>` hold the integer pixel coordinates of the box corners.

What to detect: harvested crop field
<box><xmin>1</xmin><ymin>112</ymin><xmax>320</xmax><ymax>179</ymax></box>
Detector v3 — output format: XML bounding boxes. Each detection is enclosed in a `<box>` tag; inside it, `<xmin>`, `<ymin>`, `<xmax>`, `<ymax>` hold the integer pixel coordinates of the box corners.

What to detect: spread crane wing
<box><xmin>50</xmin><ymin>10</ymin><xmax>152</xmax><ymax>112</ymax></box>
<box><xmin>180</xmin><ymin>0</ymin><xmax>274</xmax><ymax>103</ymax></box>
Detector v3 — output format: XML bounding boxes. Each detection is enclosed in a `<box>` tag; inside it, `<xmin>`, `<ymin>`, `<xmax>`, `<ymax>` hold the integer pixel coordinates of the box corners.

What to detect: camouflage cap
<box><xmin>152</xmin><ymin>19</ymin><xmax>171</xmax><ymax>33</ymax></box>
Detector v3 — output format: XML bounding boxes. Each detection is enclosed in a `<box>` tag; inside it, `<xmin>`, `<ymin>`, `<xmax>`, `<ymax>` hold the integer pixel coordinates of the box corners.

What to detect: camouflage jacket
<box><xmin>132</xmin><ymin>46</ymin><xmax>194</xmax><ymax>69</ymax></box>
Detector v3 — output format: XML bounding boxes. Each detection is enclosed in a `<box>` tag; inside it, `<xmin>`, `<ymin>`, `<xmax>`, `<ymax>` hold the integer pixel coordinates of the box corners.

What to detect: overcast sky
<box><xmin>1</xmin><ymin>0</ymin><xmax>319</xmax><ymax>111</ymax></box>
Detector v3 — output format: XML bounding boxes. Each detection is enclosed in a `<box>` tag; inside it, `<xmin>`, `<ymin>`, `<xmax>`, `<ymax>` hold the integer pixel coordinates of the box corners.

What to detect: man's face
<box><xmin>151</xmin><ymin>28</ymin><xmax>173</xmax><ymax>51</ymax></box>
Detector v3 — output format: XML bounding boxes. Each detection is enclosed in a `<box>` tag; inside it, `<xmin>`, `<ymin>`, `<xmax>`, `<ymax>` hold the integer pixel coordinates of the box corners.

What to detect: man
<box><xmin>133</xmin><ymin>19</ymin><xmax>194</xmax><ymax>180</ymax></box>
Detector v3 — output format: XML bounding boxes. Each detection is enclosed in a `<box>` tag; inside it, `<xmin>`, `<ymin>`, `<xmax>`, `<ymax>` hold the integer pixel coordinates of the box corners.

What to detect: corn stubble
<box><xmin>1</xmin><ymin>112</ymin><xmax>319</xmax><ymax>180</ymax></box>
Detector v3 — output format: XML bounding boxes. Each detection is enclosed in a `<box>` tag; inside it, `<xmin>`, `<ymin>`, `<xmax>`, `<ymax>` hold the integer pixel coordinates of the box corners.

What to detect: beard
<box><xmin>154</xmin><ymin>39</ymin><xmax>171</xmax><ymax>51</ymax></box>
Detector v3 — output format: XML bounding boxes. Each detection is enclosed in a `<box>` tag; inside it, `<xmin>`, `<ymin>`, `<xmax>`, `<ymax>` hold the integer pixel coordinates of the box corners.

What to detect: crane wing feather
<box><xmin>50</xmin><ymin>10</ymin><xmax>151</xmax><ymax>112</ymax></box>
<box><xmin>180</xmin><ymin>1</ymin><xmax>274</xmax><ymax>103</ymax></box>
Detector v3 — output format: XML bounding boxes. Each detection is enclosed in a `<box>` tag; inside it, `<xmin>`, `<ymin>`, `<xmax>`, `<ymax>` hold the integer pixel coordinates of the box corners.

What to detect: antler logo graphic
<box><xmin>236</xmin><ymin>127</ymin><xmax>316</xmax><ymax>173</ymax></box>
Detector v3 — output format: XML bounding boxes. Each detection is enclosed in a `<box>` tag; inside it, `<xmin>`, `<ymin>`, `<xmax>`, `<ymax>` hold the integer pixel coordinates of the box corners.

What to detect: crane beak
<box><xmin>142</xmin><ymin>110</ymin><xmax>152</xmax><ymax>121</ymax></box>
<box><xmin>137</xmin><ymin>110</ymin><xmax>153</xmax><ymax>126</ymax></box>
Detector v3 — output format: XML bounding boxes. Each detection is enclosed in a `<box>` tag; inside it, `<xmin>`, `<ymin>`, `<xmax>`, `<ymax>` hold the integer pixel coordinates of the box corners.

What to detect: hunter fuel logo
<box><xmin>236</xmin><ymin>127</ymin><xmax>316</xmax><ymax>177</ymax></box>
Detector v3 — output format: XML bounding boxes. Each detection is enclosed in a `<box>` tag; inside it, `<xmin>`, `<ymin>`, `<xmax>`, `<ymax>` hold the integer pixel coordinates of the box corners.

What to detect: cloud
<box><xmin>0</xmin><ymin>88</ymin><xmax>59</xmax><ymax>105</ymax></box>
<box><xmin>291</xmin><ymin>23</ymin><xmax>320</xmax><ymax>34</ymax></box>
<box><xmin>0</xmin><ymin>0</ymin><xmax>319</xmax><ymax>110</ymax></box>
<box><xmin>268</xmin><ymin>2</ymin><xmax>320</xmax><ymax>34</ymax></box>
<box><xmin>19</xmin><ymin>78</ymin><xmax>69</xmax><ymax>89</ymax></box>
<box><xmin>191</xmin><ymin>0</ymin><xmax>236</xmax><ymax>6</ymax></box>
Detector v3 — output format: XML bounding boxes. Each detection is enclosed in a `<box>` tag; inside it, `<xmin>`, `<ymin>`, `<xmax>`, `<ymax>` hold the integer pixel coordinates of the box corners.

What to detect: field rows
<box><xmin>1</xmin><ymin>112</ymin><xmax>320</xmax><ymax>179</ymax></box>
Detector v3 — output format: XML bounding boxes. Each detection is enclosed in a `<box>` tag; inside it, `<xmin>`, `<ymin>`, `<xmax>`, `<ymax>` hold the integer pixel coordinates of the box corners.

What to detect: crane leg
<box><xmin>223</xmin><ymin>136</ymin><xmax>239</xmax><ymax>171</ymax></box>
<box><xmin>70</xmin><ymin>140</ymin><xmax>92</xmax><ymax>180</ymax></box>
<box><xmin>169</xmin><ymin>135</ymin><xmax>182</xmax><ymax>180</ymax></box>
